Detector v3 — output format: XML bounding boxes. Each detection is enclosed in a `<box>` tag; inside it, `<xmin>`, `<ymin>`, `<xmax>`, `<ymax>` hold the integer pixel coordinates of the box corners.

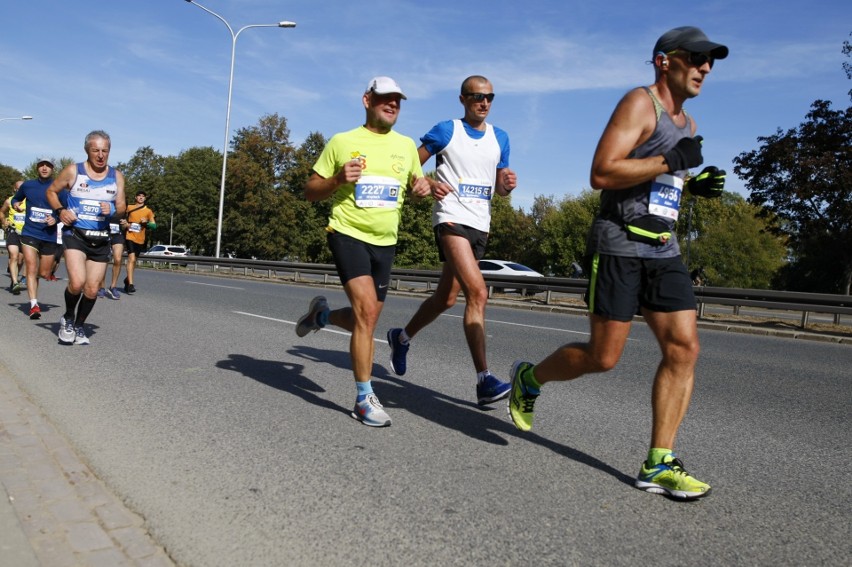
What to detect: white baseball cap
<box><xmin>365</xmin><ymin>76</ymin><xmax>406</xmax><ymax>99</ymax></box>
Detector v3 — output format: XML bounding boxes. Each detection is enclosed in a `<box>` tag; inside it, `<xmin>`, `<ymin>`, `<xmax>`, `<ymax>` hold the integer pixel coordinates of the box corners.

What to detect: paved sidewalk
<box><xmin>0</xmin><ymin>363</ymin><xmax>174</xmax><ymax>567</ymax></box>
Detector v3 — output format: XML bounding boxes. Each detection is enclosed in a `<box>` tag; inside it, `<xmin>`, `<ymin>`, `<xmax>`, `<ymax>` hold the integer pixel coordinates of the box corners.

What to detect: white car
<box><xmin>478</xmin><ymin>259</ymin><xmax>544</xmax><ymax>294</ymax></box>
<box><xmin>144</xmin><ymin>245</ymin><xmax>189</xmax><ymax>257</ymax></box>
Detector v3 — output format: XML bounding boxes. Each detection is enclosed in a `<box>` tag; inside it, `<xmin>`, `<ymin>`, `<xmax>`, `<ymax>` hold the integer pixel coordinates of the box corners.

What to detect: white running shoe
<box><xmin>350</xmin><ymin>393</ymin><xmax>391</xmax><ymax>427</ymax></box>
<box><xmin>58</xmin><ymin>316</ymin><xmax>75</xmax><ymax>344</ymax></box>
<box><xmin>73</xmin><ymin>326</ymin><xmax>90</xmax><ymax>346</ymax></box>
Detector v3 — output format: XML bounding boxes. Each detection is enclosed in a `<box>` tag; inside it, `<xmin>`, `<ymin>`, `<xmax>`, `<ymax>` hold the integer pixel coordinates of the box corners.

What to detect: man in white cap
<box><xmin>295</xmin><ymin>76</ymin><xmax>430</xmax><ymax>427</ymax></box>
<box><xmin>508</xmin><ymin>26</ymin><xmax>728</xmax><ymax>500</ymax></box>
<box><xmin>11</xmin><ymin>158</ymin><xmax>60</xmax><ymax>319</ymax></box>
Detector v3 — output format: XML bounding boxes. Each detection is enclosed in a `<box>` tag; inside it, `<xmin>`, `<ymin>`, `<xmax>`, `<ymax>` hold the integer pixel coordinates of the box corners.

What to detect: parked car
<box><xmin>144</xmin><ymin>245</ymin><xmax>189</xmax><ymax>257</ymax></box>
<box><xmin>478</xmin><ymin>259</ymin><xmax>544</xmax><ymax>295</ymax></box>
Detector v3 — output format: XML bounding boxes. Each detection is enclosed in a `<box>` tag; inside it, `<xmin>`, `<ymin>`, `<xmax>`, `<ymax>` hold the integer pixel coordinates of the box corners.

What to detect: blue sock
<box><xmin>318</xmin><ymin>308</ymin><xmax>329</xmax><ymax>327</ymax></box>
<box><xmin>356</xmin><ymin>381</ymin><xmax>373</xmax><ymax>402</ymax></box>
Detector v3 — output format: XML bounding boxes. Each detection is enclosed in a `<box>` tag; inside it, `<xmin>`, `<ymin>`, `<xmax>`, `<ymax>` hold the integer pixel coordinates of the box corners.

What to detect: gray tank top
<box><xmin>587</xmin><ymin>87</ymin><xmax>692</xmax><ymax>258</ymax></box>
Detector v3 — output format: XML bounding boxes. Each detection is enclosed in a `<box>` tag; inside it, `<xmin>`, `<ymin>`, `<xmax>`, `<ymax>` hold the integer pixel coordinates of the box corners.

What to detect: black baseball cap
<box><xmin>653</xmin><ymin>26</ymin><xmax>729</xmax><ymax>59</ymax></box>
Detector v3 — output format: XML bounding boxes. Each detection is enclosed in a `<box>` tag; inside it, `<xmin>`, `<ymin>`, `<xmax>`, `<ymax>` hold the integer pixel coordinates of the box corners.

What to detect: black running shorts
<box><xmin>62</xmin><ymin>230</ymin><xmax>110</xmax><ymax>263</ymax></box>
<box><xmin>327</xmin><ymin>231</ymin><xmax>396</xmax><ymax>302</ymax></box>
<box><xmin>586</xmin><ymin>253</ymin><xmax>696</xmax><ymax>321</ymax></box>
<box><xmin>434</xmin><ymin>222</ymin><xmax>488</xmax><ymax>262</ymax></box>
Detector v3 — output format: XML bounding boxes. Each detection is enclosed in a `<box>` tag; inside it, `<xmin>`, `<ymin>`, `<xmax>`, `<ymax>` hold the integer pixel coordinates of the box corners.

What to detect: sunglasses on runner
<box><xmin>667</xmin><ymin>49</ymin><xmax>714</xmax><ymax>69</ymax></box>
<box><xmin>463</xmin><ymin>92</ymin><xmax>495</xmax><ymax>102</ymax></box>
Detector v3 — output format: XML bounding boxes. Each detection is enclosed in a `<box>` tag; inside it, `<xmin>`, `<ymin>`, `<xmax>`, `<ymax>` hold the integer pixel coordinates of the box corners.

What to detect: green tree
<box><xmin>0</xmin><ymin>164</ymin><xmax>23</xmax><ymax>200</ymax></box>
<box><xmin>282</xmin><ymin>131</ymin><xmax>332</xmax><ymax>263</ymax></box>
<box><xmin>118</xmin><ymin>146</ymin><xmax>166</xmax><ymax>201</ymax></box>
<box><xmin>677</xmin><ymin>193</ymin><xmax>787</xmax><ymax>288</ymax></box>
<box><xmin>532</xmin><ymin>191</ymin><xmax>599</xmax><ymax>276</ymax></box>
<box><xmin>154</xmin><ymin>147</ymin><xmax>222</xmax><ymax>255</ymax></box>
<box><xmin>733</xmin><ymin>100</ymin><xmax>852</xmax><ymax>294</ymax></box>
<box><xmin>395</xmin><ymin>193</ymin><xmax>439</xmax><ymax>268</ymax></box>
<box><xmin>223</xmin><ymin>114</ymin><xmax>293</xmax><ymax>259</ymax></box>
<box><xmin>487</xmin><ymin>195</ymin><xmax>537</xmax><ymax>266</ymax></box>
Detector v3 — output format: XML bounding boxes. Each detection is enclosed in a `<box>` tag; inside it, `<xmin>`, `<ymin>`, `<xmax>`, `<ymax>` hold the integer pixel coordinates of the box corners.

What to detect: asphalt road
<box><xmin>1</xmin><ymin>269</ymin><xmax>849</xmax><ymax>566</ymax></box>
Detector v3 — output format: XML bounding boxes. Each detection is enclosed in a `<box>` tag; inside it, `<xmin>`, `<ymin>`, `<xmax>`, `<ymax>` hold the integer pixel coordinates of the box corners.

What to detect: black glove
<box><xmin>663</xmin><ymin>135</ymin><xmax>703</xmax><ymax>173</ymax></box>
<box><xmin>686</xmin><ymin>166</ymin><xmax>725</xmax><ymax>198</ymax></box>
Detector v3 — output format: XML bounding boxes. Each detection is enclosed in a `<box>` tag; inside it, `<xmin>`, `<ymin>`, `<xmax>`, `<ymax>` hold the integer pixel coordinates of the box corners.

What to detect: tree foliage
<box><xmin>733</xmin><ymin>100</ymin><xmax>852</xmax><ymax>293</ymax></box>
<box><xmin>676</xmin><ymin>193</ymin><xmax>787</xmax><ymax>288</ymax></box>
<box><xmin>0</xmin><ymin>164</ymin><xmax>23</xmax><ymax>200</ymax></box>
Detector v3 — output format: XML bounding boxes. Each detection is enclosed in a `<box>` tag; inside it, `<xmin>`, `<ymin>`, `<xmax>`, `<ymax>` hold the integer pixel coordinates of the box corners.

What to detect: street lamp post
<box><xmin>184</xmin><ymin>0</ymin><xmax>295</xmax><ymax>260</ymax></box>
<box><xmin>0</xmin><ymin>116</ymin><xmax>33</xmax><ymax>123</ymax></box>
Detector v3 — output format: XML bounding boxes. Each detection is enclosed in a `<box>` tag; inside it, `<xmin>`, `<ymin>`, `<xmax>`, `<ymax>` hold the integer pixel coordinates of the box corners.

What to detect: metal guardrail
<box><xmin>139</xmin><ymin>254</ymin><xmax>852</xmax><ymax>328</ymax></box>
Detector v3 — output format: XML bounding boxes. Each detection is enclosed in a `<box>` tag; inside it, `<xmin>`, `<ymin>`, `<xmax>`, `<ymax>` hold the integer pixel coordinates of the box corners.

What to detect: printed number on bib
<box><xmin>355</xmin><ymin>175</ymin><xmax>401</xmax><ymax>208</ymax></box>
<box><xmin>77</xmin><ymin>200</ymin><xmax>104</xmax><ymax>223</ymax></box>
<box><xmin>457</xmin><ymin>177</ymin><xmax>493</xmax><ymax>204</ymax></box>
<box><xmin>648</xmin><ymin>174</ymin><xmax>683</xmax><ymax>221</ymax></box>
<box><xmin>28</xmin><ymin>206</ymin><xmax>52</xmax><ymax>224</ymax></box>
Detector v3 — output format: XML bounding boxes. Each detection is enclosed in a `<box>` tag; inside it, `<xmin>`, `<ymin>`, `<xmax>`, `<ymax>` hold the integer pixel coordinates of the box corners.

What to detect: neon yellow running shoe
<box><xmin>635</xmin><ymin>454</ymin><xmax>711</xmax><ymax>500</ymax></box>
<box><xmin>507</xmin><ymin>360</ymin><xmax>538</xmax><ymax>432</ymax></box>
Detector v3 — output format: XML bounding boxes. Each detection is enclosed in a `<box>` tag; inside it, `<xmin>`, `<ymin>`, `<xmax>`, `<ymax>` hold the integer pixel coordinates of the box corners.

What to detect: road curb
<box><xmin>0</xmin><ymin>362</ymin><xmax>175</xmax><ymax>567</ymax></box>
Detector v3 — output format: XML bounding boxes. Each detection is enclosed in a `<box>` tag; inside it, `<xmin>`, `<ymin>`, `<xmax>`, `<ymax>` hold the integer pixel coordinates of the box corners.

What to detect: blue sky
<box><xmin>1</xmin><ymin>1</ymin><xmax>849</xmax><ymax>210</ymax></box>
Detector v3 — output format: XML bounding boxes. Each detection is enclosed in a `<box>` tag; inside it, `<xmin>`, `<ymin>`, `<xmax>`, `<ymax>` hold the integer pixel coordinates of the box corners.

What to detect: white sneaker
<box><xmin>73</xmin><ymin>326</ymin><xmax>90</xmax><ymax>346</ymax></box>
<box><xmin>58</xmin><ymin>316</ymin><xmax>75</xmax><ymax>344</ymax></box>
<box><xmin>296</xmin><ymin>296</ymin><xmax>329</xmax><ymax>337</ymax></box>
<box><xmin>350</xmin><ymin>393</ymin><xmax>391</xmax><ymax>427</ymax></box>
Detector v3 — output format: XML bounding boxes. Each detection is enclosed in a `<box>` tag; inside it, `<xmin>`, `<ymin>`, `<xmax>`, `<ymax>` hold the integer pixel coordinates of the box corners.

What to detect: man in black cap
<box><xmin>508</xmin><ymin>26</ymin><xmax>728</xmax><ymax>500</ymax></box>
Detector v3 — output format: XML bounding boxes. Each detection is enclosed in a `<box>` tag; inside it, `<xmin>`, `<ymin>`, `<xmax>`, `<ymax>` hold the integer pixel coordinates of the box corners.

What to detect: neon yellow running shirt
<box><xmin>6</xmin><ymin>198</ymin><xmax>25</xmax><ymax>233</ymax></box>
<box><xmin>313</xmin><ymin>126</ymin><xmax>423</xmax><ymax>246</ymax></box>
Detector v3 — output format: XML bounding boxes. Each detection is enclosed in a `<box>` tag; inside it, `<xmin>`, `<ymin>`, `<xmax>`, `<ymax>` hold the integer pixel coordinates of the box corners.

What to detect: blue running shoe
<box><xmin>97</xmin><ymin>288</ymin><xmax>106</xmax><ymax>298</ymax></box>
<box><xmin>387</xmin><ymin>328</ymin><xmax>409</xmax><ymax>376</ymax></box>
<box><xmin>350</xmin><ymin>393</ymin><xmax>391</xmax><ymax>427</ymax></box>
<box><xmin>476</xmin><ymin>372</ymin><xmax>511</xmax><ymax>405</ymax></box>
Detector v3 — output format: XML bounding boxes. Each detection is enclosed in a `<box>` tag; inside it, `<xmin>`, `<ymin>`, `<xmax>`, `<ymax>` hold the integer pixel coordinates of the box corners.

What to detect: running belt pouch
<box><xmin>625</xmin><ymin>216</ymin><xmax>672</xmax><ymax>246</ymax></box>
<box><xmin>72</xmin><ymin>226</ymin><xmax>110</xmax><ymax>245</ymax></box>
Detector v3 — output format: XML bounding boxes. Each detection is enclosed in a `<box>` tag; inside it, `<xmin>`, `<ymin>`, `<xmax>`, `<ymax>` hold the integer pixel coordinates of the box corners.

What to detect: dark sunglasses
<box><xmin>667</xmin><ymin>49</ymin><xmax>714</xmax><ymax>69</ymax></box>
<box><xmin>463</xmin><ymin>92</ymin><xmax>495</xmax><ymax>102</ymax></box>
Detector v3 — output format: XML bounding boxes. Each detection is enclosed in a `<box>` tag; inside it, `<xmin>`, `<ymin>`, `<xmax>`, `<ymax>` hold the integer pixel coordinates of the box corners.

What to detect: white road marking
<box><xmin>234</xmin><ymin>311</ymin><xmax>384</xmax><ymax>342</ymax></box>
<box><xmin>186</xmin><ymin>281</ymin><xmax>244</xmax><ymax>290</ymax></box>
<box><xmin>444</xmin><ymin>313</ymin><xmax>592</xmax><ymax>336</ymax></box>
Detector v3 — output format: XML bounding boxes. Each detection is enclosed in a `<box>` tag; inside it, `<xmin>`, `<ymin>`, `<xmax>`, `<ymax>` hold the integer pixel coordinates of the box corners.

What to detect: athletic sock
<box><xmin>317</xmin><ymin>308</ymin><xmax>329</xmax><ymax>327</ymax></box>
<box><xmin>74</xmin><ymin>295</ymin><xmax>97</xmax><ymax>326</ymax></box>
<box><xmin>30</xmin><ymin>298</ymin><xmax>38</xmax><ymax>308</ymax></box>
<box><xmin>64</xmin><ymin>288</ymin><xmax>82</xmax><ymax>320</ymax></box>
<box><xmin>355</xmin><ymin>381</ymin><xmax>373</xmax><ymax>402</ymax></box>
<box><xmin>399</xmin><ymin>329</ymin><xmax>411</xmax><ymax>344</ymax></box>
<box><xmin>523</xmin><ymin>366</ymin><xmax>542</xmax><ymax>395</ymax></box>
<box><xmin>647</xmin><ymin>447</ymin><xmax>674</xmax><ymax>466</ymax></box>
<box><xmin>476</xmin><ymin>370</ymin><xmax>491</xmax><ymax>384</ymax></box>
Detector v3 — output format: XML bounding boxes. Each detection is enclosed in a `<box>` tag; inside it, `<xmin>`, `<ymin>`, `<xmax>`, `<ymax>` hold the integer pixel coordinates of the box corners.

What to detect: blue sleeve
<box><xmin>494</xmin><ymin>126</ymin><xmax>510</xmax><ymax>169</ymax></box>
<box><xmin>420</xmin><ymin>120</ymin><xmax>455</xmax><ymax>156</ymax></box>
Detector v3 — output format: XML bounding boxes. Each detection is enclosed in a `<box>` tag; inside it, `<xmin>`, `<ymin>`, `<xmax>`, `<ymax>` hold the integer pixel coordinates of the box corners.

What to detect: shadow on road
<box><xmin>215</xmin><ymin>353</ymin><xmax>350</xmax><ymax>419</ymax></box>
<box><xmin>227</xmin><ymin>344</ymin><xmax>636</xmax><ymax>488</ymax></box>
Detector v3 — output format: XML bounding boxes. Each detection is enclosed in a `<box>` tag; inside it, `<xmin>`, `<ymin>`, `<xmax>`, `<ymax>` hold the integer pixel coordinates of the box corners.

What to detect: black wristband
<box><xmin>53</xmin><ymin>207</ymin><xmax>66</xmax><ymax>215</ymax></box>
